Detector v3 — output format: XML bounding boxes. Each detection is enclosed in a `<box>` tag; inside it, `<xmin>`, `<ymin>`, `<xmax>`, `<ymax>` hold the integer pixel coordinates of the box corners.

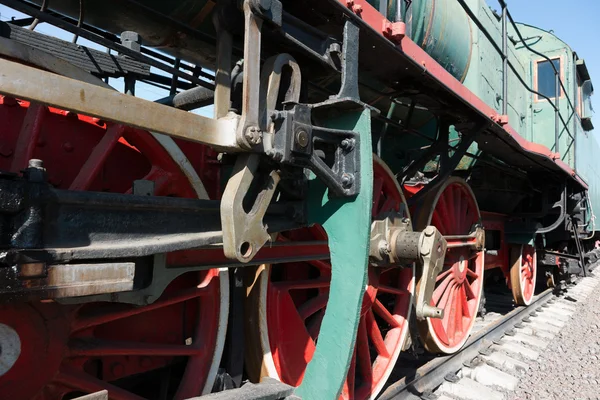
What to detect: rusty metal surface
<box><xmin>0</xmin><ymin>57</ymin><xmax>241</xmax><ymax>151</ymax></box>
<box><xmin>0</xmin><ymin>262</ymin><xmax>135</xmax><ymax>302</ymax></box>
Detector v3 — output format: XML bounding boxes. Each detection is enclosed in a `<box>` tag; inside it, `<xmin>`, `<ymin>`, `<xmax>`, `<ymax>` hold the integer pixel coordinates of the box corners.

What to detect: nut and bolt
<box><xmin>120</xmin><ymin>31</ymin><xmax>142</xmax><ymax>53</ymax></box>
<box><xmin>28</xmin><ymin>159</ymin><xmax>44</xmax><ymax>169</ymax></box>
<box><xmin>424</xmin><ymin>226</ymin><xmax>436</xmax><ymax>237</ymax></box>
<box><xmin>295</xmin><ymin>130</ymin><xmax>309</xmax><ymax>148</ymax></box>
<box><xmin>328</xmin><ymin>42</ymin><xmax>342</xmax><ymax>55</ymax></box>
<box><xmin>340</xmin><ymin>138</ymin><xmax>355</xmax><ymax>151</ymax></box>
<box><xmin>244</xmin><ymin>126</ymin><xmax>262</xmax><ymax>145</ymax></box>
<box><xmin>378</xmin><ymin>240</ymin><xmax>391</xmax><ymax>257</ymax></box>
<box><xmin>341</xmin><ymin>173</ymin><xmax>354</xmax><ymax>188</ymax></box>
<box><xmin>266</xmin><ymin>149</ymin><xmax>283</xmax><ymax>162</ymax></box>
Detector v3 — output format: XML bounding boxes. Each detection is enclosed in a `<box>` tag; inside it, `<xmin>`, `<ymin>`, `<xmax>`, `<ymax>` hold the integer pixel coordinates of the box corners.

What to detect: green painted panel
<box><xmin>295</xmin><ymin>109</ymin><xmax>373</xmax><ymax>399</ymax></box>
<box><xmin>411</xmin><ymin>0</ymin><xmax>472</xmax><ymax>82</ymax></box>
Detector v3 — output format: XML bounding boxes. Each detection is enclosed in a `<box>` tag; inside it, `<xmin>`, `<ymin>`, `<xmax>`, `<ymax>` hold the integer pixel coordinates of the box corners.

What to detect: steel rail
<box><xmin>378</xmin><ymin>288</ymin><xmax>555</xmax><ymax>400</ymax></box>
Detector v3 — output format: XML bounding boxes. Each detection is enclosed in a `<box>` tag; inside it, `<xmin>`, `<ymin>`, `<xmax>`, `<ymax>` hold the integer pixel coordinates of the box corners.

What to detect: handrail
<box><xmin>453</xmin><ymin>0</ymin><xmax>578</xmax><ymax>154</ymax></box>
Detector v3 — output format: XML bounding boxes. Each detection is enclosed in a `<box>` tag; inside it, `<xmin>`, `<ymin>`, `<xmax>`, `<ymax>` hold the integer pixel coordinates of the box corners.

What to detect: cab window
<box><xmin>536</xmin><ymin>58</ymin><xmax>561</xmax><ymax>100</ymax></box>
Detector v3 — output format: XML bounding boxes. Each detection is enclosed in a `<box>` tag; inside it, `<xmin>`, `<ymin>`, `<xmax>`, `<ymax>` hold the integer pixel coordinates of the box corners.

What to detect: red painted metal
<box><xmin>265</xmin><ymin>160</ymin><xmax>414</xmax><ymax>400</ymax></box>
<box><xmin>167</xmin><ymin>241</ymin><xmax>330</xmax><ymax>268</ymax></box>
<box><xmin>510</xmin><ymin>244</ymin><xmax>537</xmax><ymax>305</ymax></box>
<box><xmin>481</xmin><ymin>211</ymin><xmax>509</xmax><ymax>276</ymax></box>
<box><xmin>519</xmin><ymin>245</ymin><xmax>536</xmax><ymax>302</ymax></box>
<box><xmin>420</xmin><ymin>181</ymin><xmax>484</xmax><ymax>352</ymax></box>
<box><xmin>336</xmin><ymin>0</ymin><xmax>588</xmax><ymax>190</ymax></box>
<box><xmin>0</xmin><ymin>97</ymin><xmax>223</xmax><ymax>399</ymax></box>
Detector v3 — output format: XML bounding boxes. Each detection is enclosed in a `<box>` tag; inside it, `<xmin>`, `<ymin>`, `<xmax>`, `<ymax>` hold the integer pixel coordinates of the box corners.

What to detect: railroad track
<box><xmin>378</xmin><ymin>272</ymin><xmax>600</xmax><ymax>400</ymax></box>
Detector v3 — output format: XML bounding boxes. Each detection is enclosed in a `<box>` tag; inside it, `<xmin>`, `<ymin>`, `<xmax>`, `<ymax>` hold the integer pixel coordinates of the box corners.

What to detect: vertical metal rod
<box><xmin>555</xmin><ymin>71</ymin><xmax>560</xmax><ymax>154</ymax></box>
<box><xmin>379</xmin><ymin>0</ymin><xmax>388</xmax><ymax>20</ymax></box>
<box><xmin>213</xmin><ymin>21</ymin><xmax>233</xmax><ymax>119</ymax></box>
<box><xmin>170</xmin><ymin>58</ymin><xmax>181</xmax><ymax>96</ymax></box>
<box><xmin>501</xmin><ymin>2</ymin><xmax>508</xmax><ymax>116</ymax></box>
<box><xmin>573</xmin><ymin>55</ymin><xmax>578</xmax><ymax>167</ymax></box>
<box><xmin>377</xmin><ymin>102</ymin><xmax>397</xmax><ymax>157</ymax></box>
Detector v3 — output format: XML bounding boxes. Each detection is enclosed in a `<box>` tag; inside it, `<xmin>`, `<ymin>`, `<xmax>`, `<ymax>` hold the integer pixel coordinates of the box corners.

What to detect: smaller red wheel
<box><xmin>510</xmin><ymin>244</ymin><xmax>537</xmax><ymax>305</ymax></box>
<box><xmin>408</xmin><ymin>178</ymin><xmax>485</xmax><ymax>354</ymax></box>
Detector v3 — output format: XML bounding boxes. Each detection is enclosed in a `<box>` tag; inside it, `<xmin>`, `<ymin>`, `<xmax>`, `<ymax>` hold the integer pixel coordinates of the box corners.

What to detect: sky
<box><xmin>0</xmin><ymin>1</ymin><xmax>597</xmax><ymax>126</ymax></box>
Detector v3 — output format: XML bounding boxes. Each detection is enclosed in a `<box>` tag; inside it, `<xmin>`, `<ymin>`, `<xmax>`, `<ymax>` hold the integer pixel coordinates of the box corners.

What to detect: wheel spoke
<box><xmin>72</xmin><ymin>280</ymin><xmax>214</xmax><ymax>332</ymax></box>
<box><xmin>344</xmin><ymin>349</ymin><xmax>357</xmax><ymax>400</ymax></box>
<box><xmin>372</xmin><ymin>177</ymin><xmax>384</xmax><ymax>217</ymax></box>
<box><xmin>432</xmin><ymin>273</ymin><xmax>453</xmax><ymax>304</ymax></box>
<box><xmin>441</xmin><ymin>284</ymin><xmax>457</xmax><ymax>329</ymax></box>
<box><xmin>274</xmin><ymin>277</ymin><xmax>330</xmax><ymax>291</ymax></box>
<box><xmin>436</xmin><ymin>268</ymin><xmax>453</xmax><ymax>283</ymax></box>
<box><xmin>454</xmin><ymin>285</ymin><xmax>463</xmax><ymax>335</ymax></box>
<box><xmin>56</xmin><ymin>367</ymin><xmax>146</xmax><ymax>400</ymax></box>
<box><xmin>125</xmin><ymin>165</ymin><xmax>172</xmax><ymax>195</ymax></box>
<box><xmin>70</xmin><ymin>125</ymin><xmax>125</xmax><ymax>191</ymax></box>
<box><xmin>69</xmin><ymin>338</ymin><xmax>203</xmax><ymax>357</ymax></box>
<box><xmin>379</xmin><ymin>195</ymin><xmax>396</xmax><ymax>215</ymax></box>
<box><xmin>442</xmin><ymin>189</ymin><xmax>456</xmax><ymax>233</ymax></box>
<box><xmin>431</xmin><ymin>212</ymin><xmax>448</xmax><ymax>236</ymax></box>
<box><xmin>307</xmin><ymin>310</ymin><xmax>325</xmax><ymax>341</ymax></box>
<box><xmin>357</xmin><ymin>318</ymin><xmax>374</xmax><ymax>384</ymax></box>
<box><xmin>307</xmin><ymin>259</ymin><xmax>332</xmax><ymax>271</ymax></box>
<box><xmin>10</xmin><ymin>104</ymin><xmax>47</xmax><ymax>172</ymax></box>
<box><xmin>463</xmin><ymin>279</ymin><xmax>476</xmax><ymax>300</ymax></box>
<box><xmin>366</xmin><ymin>310</ymin><xmax>390</xmax><ymax>358</ymax></box>
<box><xmin>460</xmin><ymin>285</ymin><xmax>471</xmax><ymax>319</ymax></box>
<box><xmin>373</xmin><ymin>299</ymin><xmax>401</xmax><ymax>328</ymax></box>
<box><xmin>454</xmin><ymin>186</ymin><xmax>464</xmax><ymax>233</ymax></box>
<box><xmin>297</xmin><ymin>293</ymin><xmax>329</xmax><ymax>320</ymax></box>
<box><xmin>445</xmin><ymin>286</ymin><xmax>458</xmax><ymax>335</ymax></box>
<box><xmin>466</xmin><ymin>269</ymin><xmax>479</xmax><ymax>279</ymax></box>
<box><xmin>378</xmin><ymin>284</ymin><xmax>408</xmax><ymax>296</ymax></box>
<box><xmin>457</xmin><ymin>188</ymin><xmax>466</xmax><ymax>233</ymax></box>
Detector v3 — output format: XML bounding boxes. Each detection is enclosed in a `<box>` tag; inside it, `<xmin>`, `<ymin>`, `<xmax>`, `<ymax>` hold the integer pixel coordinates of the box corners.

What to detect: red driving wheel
<box><xmin>407</xmin><ymin>177</ymin><xmax>484</xmax><ymax>354</ymax></box>
<box><xmin>246</xmin><ymin>157</ymin><xmax>415</xmax><ymax>400</ymax></box>
<box><xmin>0</xmin><ymin>97</ymin><xmax>228</xmax><ymax>400</ymax></box>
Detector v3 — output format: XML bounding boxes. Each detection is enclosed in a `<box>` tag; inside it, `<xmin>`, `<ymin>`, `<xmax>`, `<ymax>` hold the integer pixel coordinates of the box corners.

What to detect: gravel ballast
<box><xmin>507</xmin><ymin>278</ymin><xmax>600</xmax><ymax>400</ymax></box>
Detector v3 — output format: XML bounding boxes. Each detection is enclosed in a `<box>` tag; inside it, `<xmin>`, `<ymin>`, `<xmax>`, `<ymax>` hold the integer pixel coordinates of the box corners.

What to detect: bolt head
<box><xmin>341</xmin><ymin>138</ymin><xmax>355</xmax><ymax>151</ymax></box>
<box><xmin>378</xmin><ymin>240</ymin><xmax>391</xmax><ymax>256</ymax></box>
<box><xmin>424</xmin><ymin>226</ymin><xmax>435</xmax><ymax>237</ymax></box>
<box><xmin>244</xmin><ymin>126</ymin><xmax>262</xmax><ymax>145</ymax></box>
<box><xmin>296</xmin><ymin>130</ymin><xmax>309</xmax><ymax>148</ymax></box>
<box><xmin>341</xmin><ymin>173</ymin><xmax>354</xmax><ymax>188</ymax></box>
<box><xmin>28</xmin><ymin>159</ymin><xmax>43</xmax><ymax>168</ymax></box>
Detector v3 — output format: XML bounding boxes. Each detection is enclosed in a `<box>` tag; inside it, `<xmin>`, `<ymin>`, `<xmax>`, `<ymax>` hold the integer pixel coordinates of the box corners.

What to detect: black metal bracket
<box><xmin>249</xmin><ymin>0</ymin><xmax>283</xmax><ymax>27</ymax></box>
<box><xmin>264</xmin><ymin>19</ymin><xmax>371</xmax><ymax>198</ymax></box>
<box><xmin>535</xmin><ymin>187</ymin><xmax>567</xmax><ymax>234</ymax></box>
<box><xmin>270</xmin><ymin>103</ymin><xmax>360</xmax><ymax>197</ymax></box>
<box><xmin>406</xmin><ymin>124</ymin><xmax>481</xmax><ymax>207</ymax></box>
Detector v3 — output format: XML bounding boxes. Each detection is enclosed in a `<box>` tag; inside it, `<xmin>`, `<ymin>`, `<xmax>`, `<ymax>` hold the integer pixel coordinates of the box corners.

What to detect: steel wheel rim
<box><xmin>414</xmin><ymin>178</ymin><xmax>485</xmax><ymax>354</ymax></box>
<box><xmin>248</xmin><ymin>158</ymin><xmax>415</xmax><ymax>400</ymax></box>
<box><xmin>511</xmin><ymin>244</ymin><xmax>537</xmax><ymax>306</ymax></box>
<box><xmin>0</xmin><ymin>97</ymin><xmax>227</xmax><ymax>399</ymax></box>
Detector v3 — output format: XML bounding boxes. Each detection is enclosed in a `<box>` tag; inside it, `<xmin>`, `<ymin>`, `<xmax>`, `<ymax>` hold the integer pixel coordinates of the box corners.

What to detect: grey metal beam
<box><xmin>0</xmin><ymin>57</ymin><xmax>241</xmax><ymax>151</ymax></box>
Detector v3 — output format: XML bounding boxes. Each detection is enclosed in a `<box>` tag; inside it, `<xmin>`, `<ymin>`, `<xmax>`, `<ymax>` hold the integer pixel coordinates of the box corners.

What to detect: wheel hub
<box><xmin>0</xmin><ymin>303</ymin><xmax>70</xmax><ymax>399</ymax></box>
<box><xmin>0</xmin><ymin>323</ymin><xmax>21</xmax><ymax>376</ymax></box>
